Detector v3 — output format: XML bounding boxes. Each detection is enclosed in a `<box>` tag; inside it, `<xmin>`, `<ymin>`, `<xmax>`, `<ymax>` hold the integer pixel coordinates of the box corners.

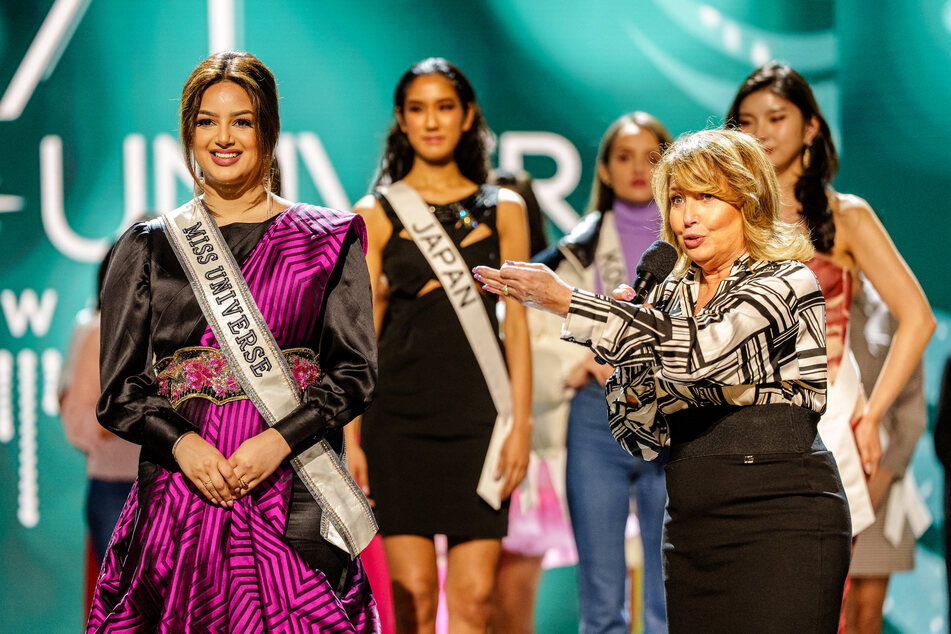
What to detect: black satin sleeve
<box><xmin>96</xmin><ymin>222</ymin><xmax>196</xmax><ymax>469</ymax></box>
<box><xmin>272</xmin><ymin>226</ymin><xmax>378</xmax><ymax>455</ymax></box>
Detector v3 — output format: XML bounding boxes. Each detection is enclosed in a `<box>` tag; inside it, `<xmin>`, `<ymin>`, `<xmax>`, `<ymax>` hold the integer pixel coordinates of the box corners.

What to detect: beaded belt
<box><xmin>155</xmin><ymin>346</ymin><xmax>320</xmax><ymax>408</ymax></box>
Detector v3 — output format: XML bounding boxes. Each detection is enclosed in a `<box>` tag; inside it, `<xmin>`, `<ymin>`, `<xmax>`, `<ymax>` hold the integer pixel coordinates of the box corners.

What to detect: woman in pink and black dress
<box><xmin>87</xmin><ymin>51</ymin><xmax>379</xmax><ymax>632</ymax></box>
<box><xmin>728</xmin><ymin>62</ymin><xmax>935</xmax><ymax>631</ymax></box>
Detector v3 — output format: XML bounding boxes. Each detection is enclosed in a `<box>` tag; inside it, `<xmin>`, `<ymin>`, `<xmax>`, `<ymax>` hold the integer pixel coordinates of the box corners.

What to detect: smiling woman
<box><xmin>192</xmin><ymin>81</ymin><xmax>260</xmax><ymax>190</ymax></box>
<box><xmin>85</xmin><ymin>51</ymin><xmax>380</xmax><ymax>632</ymax></box>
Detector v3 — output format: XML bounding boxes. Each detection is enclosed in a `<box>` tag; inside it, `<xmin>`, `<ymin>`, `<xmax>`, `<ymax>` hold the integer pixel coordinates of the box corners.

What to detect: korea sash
<box><xmin>161</xmin><ymin>198</ymin><xmax>377</xmax><ymax>557</ymax></box>
<box><xmin>594</xmin><ymin>212</ymin><xmax>629</xmax><ymax>294</ymax></box>
<box><xmin>818</xmin><ymin>346</ymin><xmax>875</xmax><ymax>535</ymax></box>
<box><xmin>382</xmin><ymin>182</ymin><xmax>513</xmax><ymax>510</ymax></box>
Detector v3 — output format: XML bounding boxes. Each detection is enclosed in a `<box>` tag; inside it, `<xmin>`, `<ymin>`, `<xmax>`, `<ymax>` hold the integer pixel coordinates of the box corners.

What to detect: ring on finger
<box><xmin>238</xmin><ymin>478</ymin><xmax>249</xmax><ymax>489</ymax></box>
<box><xmin>502</xmin><ymin>284</ymin><xmax>509</xmax><ymax>296</ymax></box>
<box><xmin>203</xmin><ymin>479</ymin><xmax>213</xmax><ymax>487</ymax></box>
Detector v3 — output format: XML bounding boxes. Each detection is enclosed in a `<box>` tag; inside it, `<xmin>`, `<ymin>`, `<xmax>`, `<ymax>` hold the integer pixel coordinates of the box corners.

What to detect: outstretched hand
<box><xmin>473</xmin><ymin>261</ymin><xmax>574</xmax><ymax>317</ymax></box>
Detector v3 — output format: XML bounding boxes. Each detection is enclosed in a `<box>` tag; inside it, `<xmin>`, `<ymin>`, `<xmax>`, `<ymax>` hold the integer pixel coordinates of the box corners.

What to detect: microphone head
<box><xmin>635</xmin><ymin>240</ymin><xmax>678</xmax><ymax>282</ymax></box>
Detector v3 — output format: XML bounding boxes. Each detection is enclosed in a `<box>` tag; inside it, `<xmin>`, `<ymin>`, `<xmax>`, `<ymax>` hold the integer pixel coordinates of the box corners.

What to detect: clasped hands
<box><xmin>172</xmin><ymin>428</ymin><xmax>291</xmax><ymax>508</ymax></box>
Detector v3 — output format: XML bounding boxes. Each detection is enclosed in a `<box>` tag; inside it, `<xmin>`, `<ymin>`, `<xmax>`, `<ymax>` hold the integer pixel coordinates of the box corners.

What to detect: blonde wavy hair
<box><xmin>651</xmin><ymin>128</ymin><xmax>814</xmax><ymax>277</ymax></box>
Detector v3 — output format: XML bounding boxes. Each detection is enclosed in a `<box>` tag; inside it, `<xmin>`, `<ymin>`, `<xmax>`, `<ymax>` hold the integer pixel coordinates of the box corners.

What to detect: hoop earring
<box><xmin>802</xmin><ymin>145</ymin><xmax>812</xmax><ymax>170</ymax></box>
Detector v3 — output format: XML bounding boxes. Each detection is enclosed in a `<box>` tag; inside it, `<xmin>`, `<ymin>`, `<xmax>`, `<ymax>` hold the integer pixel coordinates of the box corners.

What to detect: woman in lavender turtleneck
<box><xmin>532</xmin><ymin>111</ymin><xmax>672</xmax><ymax>634</ymax></box>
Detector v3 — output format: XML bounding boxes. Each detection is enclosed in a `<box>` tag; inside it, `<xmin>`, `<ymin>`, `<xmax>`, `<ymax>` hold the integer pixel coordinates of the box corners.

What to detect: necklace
<box><xmin>428</xmin><ymin>200</ymin><xmax>478</xmax><ymax>230</ymax></box>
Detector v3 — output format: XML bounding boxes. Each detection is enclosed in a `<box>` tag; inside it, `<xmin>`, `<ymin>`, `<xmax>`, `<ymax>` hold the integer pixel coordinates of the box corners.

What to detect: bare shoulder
<box><xmin>497</xmin><ymin>186</ymin><xmax>526</xmax><ymax>209</ymax></box>
<box><xmin>352</xmin><ymin>194</ymin><xmax>391</xmax><ymax>244</ymax></box>
<box><xmin>496</xmin><ymin>187</ymin><xmax>527</xmax><ymax>224</ymax></box>
<box><xmin>829</xmin><ymin>190</ymin><xmax>878</xmax><ymax>232</ymax></box>
<box><xmin>353</xmin><ymin>193</ymin><xmax>384</xmax><ymax>217</ymax></box>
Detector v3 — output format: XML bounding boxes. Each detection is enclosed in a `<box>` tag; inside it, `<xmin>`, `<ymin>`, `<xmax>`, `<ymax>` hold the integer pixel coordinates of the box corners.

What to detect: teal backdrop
<box><xmin>1</xmin><ymin>1</ymin><xmax>950</xmax><ymax>631</ymax></box>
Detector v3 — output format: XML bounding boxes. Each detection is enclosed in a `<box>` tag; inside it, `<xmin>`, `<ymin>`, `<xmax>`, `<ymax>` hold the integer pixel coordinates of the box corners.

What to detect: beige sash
<box><xmin>817</xmin><ymin>347</ymin><xmax>875</xmax><ymax>536</ymax></box>
<box><xmin>382</xmin><ymin>182</ymin><xmax>514</xmax><ymax>510</ymax></box>
<box><xmin>161</xmin><ymin>199</ymin><xmax>377</xmax><ymax>557</ymax></box>
<box><xmin>593</xmin><ymin>211</ymin><xmax>629</xmax><ymax>294</ymax></box>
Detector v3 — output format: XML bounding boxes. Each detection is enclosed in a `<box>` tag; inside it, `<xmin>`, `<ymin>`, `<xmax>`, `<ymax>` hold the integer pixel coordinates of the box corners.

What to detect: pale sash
<box><xmin>880</xmin><ymin>427</ymin><xmax>932</xmax><ymax>546</ymax></box>
<box><xmin>381</xmin><ymin>182</ymin><xmax>514</xmax><ymax>510</ymax></box>
<box><xmin>817</xmin><ymin>347</ymin><xmax>875</xmax><ymax>535</ymax></box>
<box><xmin>161</xmin><ymin>199</ymin><xmax>377</xmax><ymax>557</ymax></box>
<box><xmin>593</xmin><ymin>211</ymin><xmax>629</xmax><ymax>294</ymax></box>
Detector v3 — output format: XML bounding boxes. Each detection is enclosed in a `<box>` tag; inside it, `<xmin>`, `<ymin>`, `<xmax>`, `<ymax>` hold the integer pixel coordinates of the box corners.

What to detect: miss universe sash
<box><xmin>382</xmin><ymin>182</ymin><xmax>514</xmax><ymax>510</ymax></box>
<box><xmin>161</xmin><ymin>199</ymin><xmax>377</xmax><ymax>557</ymax></box>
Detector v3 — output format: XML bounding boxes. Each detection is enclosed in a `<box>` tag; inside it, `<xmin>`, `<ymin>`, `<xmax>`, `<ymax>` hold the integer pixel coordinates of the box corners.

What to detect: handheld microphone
<box><xmin>629</xmin><ymin>241</ymin><xmax>678</xmax><ymax>303</ymax></box>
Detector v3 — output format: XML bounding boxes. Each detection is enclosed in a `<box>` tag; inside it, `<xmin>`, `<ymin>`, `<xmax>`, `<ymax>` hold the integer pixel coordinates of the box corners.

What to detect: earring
<box><xmin>802</xmin><ymin>145</ymin><xmax>812</xmax><ymax>170</ymax></box>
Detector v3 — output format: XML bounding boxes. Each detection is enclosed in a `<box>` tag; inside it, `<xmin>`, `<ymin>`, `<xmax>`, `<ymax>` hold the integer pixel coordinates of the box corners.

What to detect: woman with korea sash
<box><xmin>346</xmin><ymin>57</ymin><xmax>532</xmax><ymax>633</ymax></box>
<box><xmin>88</xmin><ymin>51</ymin><xmax>379</xmax><ymax>632</ymax></box>
<box><xmin>727</xmin><ymin>62</ymin><xmax>935</xmax><ymax>630</ymax></box>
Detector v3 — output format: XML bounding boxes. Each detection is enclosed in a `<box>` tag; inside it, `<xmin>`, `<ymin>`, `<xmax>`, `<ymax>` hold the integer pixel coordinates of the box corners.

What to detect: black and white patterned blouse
<box><xmin>561</xmin><ymin>254</ymin><xmax>828</xmax><ymax>461</ymax></box>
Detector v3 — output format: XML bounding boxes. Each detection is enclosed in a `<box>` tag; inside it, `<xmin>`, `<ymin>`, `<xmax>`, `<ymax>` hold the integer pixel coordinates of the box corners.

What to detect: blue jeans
<box><xmin>86</xmin><ymin>479</ymin><xmax>134</xmax><ymax>566</ymax></box>
<box><xmin>566</xmin><ymin>379</ymin><xmax>668</xmax><ymax>634</ymax></box>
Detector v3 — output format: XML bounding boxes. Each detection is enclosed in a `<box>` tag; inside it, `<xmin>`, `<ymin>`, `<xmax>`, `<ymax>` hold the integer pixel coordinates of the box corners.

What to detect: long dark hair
<box><xmin>588</xmin><ymin>111</ymin><xmax>672</xmax><ymax>212</ymax></box>
<box><xmin>375</xmin><ymin>58</ymin><xmax>491</xmax><ymax>187</ymax></box>
<box><xmin>726</xmin><ymin>62</ymin><xmax>838</xmax><ymax>253</ymax></box>
<box><xmin>180</xmin><ymin>51</ymin><xmax>280</xmax><ymax>193</ymax></box>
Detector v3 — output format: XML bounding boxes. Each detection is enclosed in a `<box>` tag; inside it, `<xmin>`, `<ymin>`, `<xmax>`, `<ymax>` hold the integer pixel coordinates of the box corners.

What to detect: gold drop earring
<box><xmin>802</xmin><ymin>144</ymin><xmax>812</xmax><ymax>170</ymax></box>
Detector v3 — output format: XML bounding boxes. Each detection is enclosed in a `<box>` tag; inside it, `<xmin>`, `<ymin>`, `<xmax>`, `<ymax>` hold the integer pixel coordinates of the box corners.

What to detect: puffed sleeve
<box><xmin>96</xmin><ymin>222</ymin><xmax>196</xmax><ymax>468</ymax></box>
<box><xmin>272</xmin><ymin>226</ymin><xmax>378</xmax><ymax>455</ymax></box>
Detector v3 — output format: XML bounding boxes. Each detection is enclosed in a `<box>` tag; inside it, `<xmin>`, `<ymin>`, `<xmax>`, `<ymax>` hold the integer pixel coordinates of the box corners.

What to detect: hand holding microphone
<box><xmin>613</xmin><ymin>240</ymin><xmax>678</xmax><ymax>303</ymax></box>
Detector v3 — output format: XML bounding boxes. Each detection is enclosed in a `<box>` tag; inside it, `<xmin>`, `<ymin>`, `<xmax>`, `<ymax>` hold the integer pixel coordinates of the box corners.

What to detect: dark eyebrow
<box><xmin>197</xmin><ymin>109</ymin><xmax>254</xmax><ymax>117</ymax></box>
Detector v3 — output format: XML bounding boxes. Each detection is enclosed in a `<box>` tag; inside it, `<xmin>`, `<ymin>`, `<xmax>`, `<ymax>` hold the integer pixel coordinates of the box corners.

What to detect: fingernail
<box><xmin>474</xmin><ymin>272</ymin><xmax>482</xmax><ymax>281</ymax></box>
<box><xmin>625</xmin><ymin>291</ymin><xmax>635</xmax><ymax>300</ymax></box>
<box><xmin>505</xmin><ymin>260</ymin><xmax>514</xmax><ymax>265</ymax></box>
<box><xmin>482</xmin><ymin>284</ymin><xmax>490</xmax><ymax>291</ymax></box>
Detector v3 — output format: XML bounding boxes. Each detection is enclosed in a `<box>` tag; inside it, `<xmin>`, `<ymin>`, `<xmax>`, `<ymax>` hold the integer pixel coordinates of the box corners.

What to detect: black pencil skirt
<box><xmin>663</xmin><ymin>405</ymin><xmax>852</xmax><ymax>634</ymax></box>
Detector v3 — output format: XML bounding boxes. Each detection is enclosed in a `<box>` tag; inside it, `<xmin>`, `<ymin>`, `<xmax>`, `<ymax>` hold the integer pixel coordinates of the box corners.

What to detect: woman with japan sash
<box><xmin>88</xmin><ymin>52</ymin><xmax>379</xmax><ymax>632</ymax></box>
<box><xmin>346</xmin><ymin>58</ymin><xmax>532</xmax><ymax>633</ymax></box>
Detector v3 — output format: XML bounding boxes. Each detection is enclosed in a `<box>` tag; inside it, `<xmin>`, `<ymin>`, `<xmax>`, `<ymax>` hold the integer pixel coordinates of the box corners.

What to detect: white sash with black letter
<box><xmin>594</xmin><ymin>211</ymin><xmax>629</xmax><ymax>294</ymax></box>
<box><xmin>382</xmin><ymin>182</ymin><xmax>513</xmax><ymax>510</ymax></box>
<box><xmin>161</xmin><ymin>198</ymin><xmax>377</xmax><ymax>557</ymax></box>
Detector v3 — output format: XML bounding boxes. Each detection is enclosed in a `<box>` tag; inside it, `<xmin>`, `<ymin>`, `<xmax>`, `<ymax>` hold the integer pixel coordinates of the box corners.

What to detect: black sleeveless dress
<box><xmin>361</xmin><ymin>184</ymin><xmax>509</xmax><ymax>538</ymax></box>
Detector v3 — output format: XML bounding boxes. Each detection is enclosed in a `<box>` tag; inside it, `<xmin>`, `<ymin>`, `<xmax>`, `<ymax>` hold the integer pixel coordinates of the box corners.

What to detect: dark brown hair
<box><xmin>180</xmin><ymin>51</ymin><xmax>280</xmax><ymax>192</ymax></box>
<box><xmin>726</xmin><ymin>62</ymin><xmax>838</xmax><ymax>253</ymax></box>
<box><xmin>375</xmin><ymin>58</ymin><xmax>491</xmax><ymax>187</ymax></box>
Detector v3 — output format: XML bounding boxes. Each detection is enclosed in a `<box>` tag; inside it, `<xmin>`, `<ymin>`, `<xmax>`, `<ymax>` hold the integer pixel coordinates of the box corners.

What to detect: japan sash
<box><xmin>382</xmin><ymin>182</ymin><xmax>514</xmax><ymax>510</ymax></box>
<box><xmin>161</xmin><ymin>198</ymin><xmax>377</xmax><ymax>557</ymax></box>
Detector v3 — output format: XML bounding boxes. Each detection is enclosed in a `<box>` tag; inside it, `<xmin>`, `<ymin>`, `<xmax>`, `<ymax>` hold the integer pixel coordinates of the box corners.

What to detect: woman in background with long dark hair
<box><xmin>728</xmin><ymin>62</ymin><xmax>935</xmax><ymax>632</ymax></box>
<box><xmin>346</xmin><ymin>58</ymin><xmax>532</xmax><ymax>633</ymax></box>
